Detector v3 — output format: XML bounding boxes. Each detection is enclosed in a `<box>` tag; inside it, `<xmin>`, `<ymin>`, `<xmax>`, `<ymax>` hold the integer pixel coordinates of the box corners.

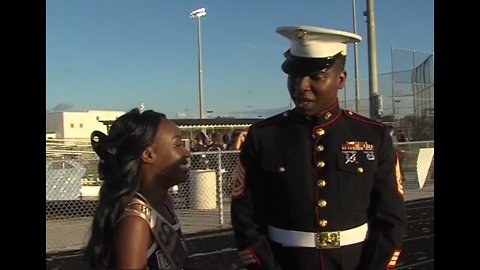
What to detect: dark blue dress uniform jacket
<box><xmin>230</xmin><ymin>101</ymin><xmax>407</xmax><ymax>270</ymax></box>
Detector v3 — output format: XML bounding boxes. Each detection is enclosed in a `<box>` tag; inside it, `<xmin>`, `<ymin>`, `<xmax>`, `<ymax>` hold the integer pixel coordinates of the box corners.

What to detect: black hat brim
<box><xmin>281</xmin><ymin>50</ymin><xmax>340</xmax><ymax>76</ymax></box>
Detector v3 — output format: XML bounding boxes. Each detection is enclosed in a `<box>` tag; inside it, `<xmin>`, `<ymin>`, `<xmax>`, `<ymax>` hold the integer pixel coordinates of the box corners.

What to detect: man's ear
<box><xmin>140</xmin><ymin>147</ymin><xmax>155</xmax><ymax>164</ymax></box>
<box><xmin>338</xmin><ymin>71</ymin><xmax>347</xmax><ymax>89</ymax></box>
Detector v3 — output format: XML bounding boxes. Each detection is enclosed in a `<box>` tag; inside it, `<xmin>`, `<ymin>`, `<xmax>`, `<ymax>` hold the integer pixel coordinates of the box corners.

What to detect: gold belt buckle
<box><xmin>315</xmin><ymin>231</ymin><xmax>340</xmax><ymax>249</ymax></box>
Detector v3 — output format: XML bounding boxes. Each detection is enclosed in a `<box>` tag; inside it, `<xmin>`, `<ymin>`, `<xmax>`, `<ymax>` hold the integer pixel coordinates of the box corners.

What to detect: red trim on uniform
<box><xmin>394</xmin><ymin>152</ymin><xmax>405</xmax><ymax>196</ymax></box>
<box><xmin>312</xmin><ymin>100</ymin><xmax>342</xmax><ymax>127</ymax></box>
<box><xmin>320</xmin><ymin>112</ymin><xmax>342</xmax><ymax>128</ymax></box>
<box><xmin>342</xmin><ymin>110</ymin><xmax>384</xmax><ymax>127</ymax></box>
<box><xmin>316</xmin><ymin>99</ymin><xmax>339</xmax><ymax>116</ymax></box>
<box><xmin>319</xmin><ymin>250</ymin><xmax>325</xmax><ymax>270</ymax></box>
<box><xmin>238</xmin><ymin>247</ymin><xmax>261</xmax><ymax>266</ymax></box>
<box><xmin>248</xmin><ymin>247</ymin><xmax>261</xmax><ymax>266</ymax></box>
<box><xmin>386</xmin><ymin>249</ymin><xmax>402</xmax><ymax>268</ymax></box>
<box><xmin>231</xmin><ymin>160</ymin><xmax>247</xmax><ymax>198</ymax></box>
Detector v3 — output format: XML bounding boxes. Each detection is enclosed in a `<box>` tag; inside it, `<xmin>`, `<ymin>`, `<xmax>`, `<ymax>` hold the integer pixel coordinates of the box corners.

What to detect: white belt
<box><xmin>268</xmin><ymin>223</ymin><xmax>368</xmax><ymax>249</ymax></box>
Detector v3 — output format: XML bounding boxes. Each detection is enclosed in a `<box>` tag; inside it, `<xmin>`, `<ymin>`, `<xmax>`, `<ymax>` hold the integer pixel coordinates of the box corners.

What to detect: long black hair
<box><xmin>84</xmin><ymin>108</ymin><xmax>166</xmax><ymax>268</ymax></box>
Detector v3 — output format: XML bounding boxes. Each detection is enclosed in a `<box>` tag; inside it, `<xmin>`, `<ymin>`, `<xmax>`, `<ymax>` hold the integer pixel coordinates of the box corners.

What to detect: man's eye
<box><xmin>311</xmin><ymin>74</ymin><xmax>325</xmax><ymax>80</ymax></box>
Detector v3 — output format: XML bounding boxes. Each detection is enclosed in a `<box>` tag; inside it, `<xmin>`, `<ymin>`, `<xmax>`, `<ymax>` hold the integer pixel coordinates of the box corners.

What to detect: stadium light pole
<box><xmin>352</xmin><ymin>0</ymin><xmax>361</xmax><ymax>114</ymax></box>
<box><xmin>189</xmin><ymin>7</ymin><xmax>207</xmax><ymax>119</ymax></box>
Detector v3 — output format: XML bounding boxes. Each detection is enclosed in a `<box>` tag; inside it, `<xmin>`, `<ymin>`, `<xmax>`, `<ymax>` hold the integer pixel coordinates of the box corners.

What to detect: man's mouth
<box><xmin>295</xmin><ymin>98</ymin><xmax>314</xmax><ymax>107</ymax></box>
<box><xmin>179</xmin><ymin>163</ymin><xmax>190</xmax><ymax>171</ymax></box>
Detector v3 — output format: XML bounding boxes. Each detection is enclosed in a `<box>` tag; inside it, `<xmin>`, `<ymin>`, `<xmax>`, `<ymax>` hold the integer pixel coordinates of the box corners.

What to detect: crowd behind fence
<box><xmin>46</xmin><ymin>140</ymin><xmax>433</xmax><ymax>253</ymax></box>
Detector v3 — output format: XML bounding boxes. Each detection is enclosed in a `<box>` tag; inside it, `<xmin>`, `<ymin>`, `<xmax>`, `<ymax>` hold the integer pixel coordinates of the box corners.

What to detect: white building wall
<box><xmin>46</xmin><ymin>132</ymin><xmax>57</xmax><ymax>139</ymax></box>
<box><xmin>85</xmin><ymin>110</ymin><xmax>125</xmax><ymax>137</ymax></box>
<box><xmin>46</xmin><ymin>112</ymin><xmax>65</xmax><ymax>138</ymax></box>
<box><xmin>88</xmin><ymin>110</ymin><xmax>125</xmax><ymax>122</ymax></box>
<box><xmin>46</xmin><ymin>110</ymin><xmax>125</xmax><ymax>139</ymax></box>
<box><xmin>63</xmin><ymin>112</ymin><xmax>95</xmax><ymax>139</ymax></box>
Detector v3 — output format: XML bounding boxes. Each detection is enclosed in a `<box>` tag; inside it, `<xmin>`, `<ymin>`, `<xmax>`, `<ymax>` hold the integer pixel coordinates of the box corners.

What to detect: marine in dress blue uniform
<box><xmin>230</xmin><ymin>26</ymin><xmax>407</xmax><ymax>270</ymax></box>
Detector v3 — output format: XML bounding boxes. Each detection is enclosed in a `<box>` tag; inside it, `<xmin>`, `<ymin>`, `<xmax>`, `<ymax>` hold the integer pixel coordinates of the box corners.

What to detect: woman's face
<box><xmin>239</xmin><ymin>131</ymin><xmax>247</xmax><ymax>143</ymax></box>
<box><xmin>149</xmin><ymin>119</ymin><xmax>191</xmax><ymax>188</ymax></box>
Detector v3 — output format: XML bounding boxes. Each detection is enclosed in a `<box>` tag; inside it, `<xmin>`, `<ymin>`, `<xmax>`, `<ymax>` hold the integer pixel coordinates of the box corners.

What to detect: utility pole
<box><xmin>365</xmin><ymin>0</ymin><xmax>382</xmax><ymax>119</ymax></box>
<box><xmin>352</xmin><ymin>0</ymin><xmax>361</xmax><ymax>114</ymax></box>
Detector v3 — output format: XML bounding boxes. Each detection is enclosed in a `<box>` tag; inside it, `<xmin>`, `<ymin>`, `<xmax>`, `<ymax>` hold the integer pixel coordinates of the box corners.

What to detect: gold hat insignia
<box><xmin>296</xmin><ymin>28</ymin><xmax>307</xmax><ymax>40</ymax></box>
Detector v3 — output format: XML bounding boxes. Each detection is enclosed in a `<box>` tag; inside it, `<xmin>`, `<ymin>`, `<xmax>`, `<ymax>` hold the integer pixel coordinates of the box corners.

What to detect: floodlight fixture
<box><xmin>189</xmin><ymin>7</ymin><xmax>206</xmax><ymax>19</ymax></box>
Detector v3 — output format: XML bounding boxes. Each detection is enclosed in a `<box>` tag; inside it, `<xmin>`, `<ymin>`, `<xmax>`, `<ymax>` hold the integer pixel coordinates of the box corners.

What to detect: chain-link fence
<box><xmin>394</xmin><ymin>140</ymin><xmax>434</xmax><ymax>173</ymax></box>
<box><xmin>46</xmin><ymin>139</ymin><xmax>433</xmax><ymax>253</ymax></box>
<box><xmin>340</xmin><ymin>48</ymin><xmax>434</xmax><ymax>141</ymax></box>
<box><xmin>46</xmin><ymin>143</ymin><xmax>242</xmax><ymax>253</ymax></box>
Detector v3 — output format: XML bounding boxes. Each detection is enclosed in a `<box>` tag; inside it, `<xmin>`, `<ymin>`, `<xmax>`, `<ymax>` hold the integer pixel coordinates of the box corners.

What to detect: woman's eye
<box><xmin>173</xmin><ymin>142</ymin><xmax>183</xmax><ymax>148</ymax></box>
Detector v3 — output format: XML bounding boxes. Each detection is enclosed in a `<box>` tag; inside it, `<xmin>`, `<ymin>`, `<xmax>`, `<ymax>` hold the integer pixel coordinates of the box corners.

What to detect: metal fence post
<box><xmin>217</xmin><ymin>152</ymin><xmax>224</xmax><ymax>225</ymax></box>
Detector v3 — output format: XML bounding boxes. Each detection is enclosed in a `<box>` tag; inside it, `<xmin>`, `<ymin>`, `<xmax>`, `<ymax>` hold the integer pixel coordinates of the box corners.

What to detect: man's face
<box><xmin>287</xmin><ymin>67</ymin><xmax>346</xmax><ymax>116</ymax></box>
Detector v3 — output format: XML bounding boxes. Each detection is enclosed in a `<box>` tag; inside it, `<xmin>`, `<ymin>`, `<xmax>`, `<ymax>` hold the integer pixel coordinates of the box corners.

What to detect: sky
<box><xmin>46</xmin><ymin>0</ymin><xmax>434</xmax><ymax>119</ymax></box>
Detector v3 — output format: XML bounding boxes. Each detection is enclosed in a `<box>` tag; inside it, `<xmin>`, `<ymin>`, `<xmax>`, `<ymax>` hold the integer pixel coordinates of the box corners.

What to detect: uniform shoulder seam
<box><xmin>342</xmin><ymin>109</ymin><xmax>384</xmax><ymax>127</ymax></box>
<box><xmin>254</xmin><ymin>110</ymin><xmax>290</xmax><ymax>127</ymax></box>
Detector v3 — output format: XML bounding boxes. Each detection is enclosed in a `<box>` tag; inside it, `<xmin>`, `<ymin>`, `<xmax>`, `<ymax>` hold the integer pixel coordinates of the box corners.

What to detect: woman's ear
<box><xmin>140</xmin><ymin>147</ymin><xmax>155</xmax><ymax>164</ymax></box>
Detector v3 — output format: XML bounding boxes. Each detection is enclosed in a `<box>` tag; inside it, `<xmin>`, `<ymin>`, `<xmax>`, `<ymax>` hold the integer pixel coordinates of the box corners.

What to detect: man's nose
<box><xmin>295</xmin><ymin>76</ymin><xmax>311</xmax><ymax>93</ymax></box>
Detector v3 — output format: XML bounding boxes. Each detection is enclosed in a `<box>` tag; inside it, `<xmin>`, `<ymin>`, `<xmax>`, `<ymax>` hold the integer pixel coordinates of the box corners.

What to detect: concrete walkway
<box><xmin>402</xmin><ymin>171</ymin><xmax>434</xmax><ymax>202</ymax></box>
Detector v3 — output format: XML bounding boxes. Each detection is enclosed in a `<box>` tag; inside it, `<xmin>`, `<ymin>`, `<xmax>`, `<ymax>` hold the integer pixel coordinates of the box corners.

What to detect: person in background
<box><xmin>208</xmin><ymin>132</ymin><xmax>226</xmax><ymax>151</ymax></box>
<box><xmin>222</xmin><ymin>133</ymin><xmax>231</xmax><ymax>149</ymax></box>
<box><xmin>191</xmin><ymin>131</ymin><xmax>210</xmax><ymax>170</ymax></box>
<box><xmin>191</xmin><ymin>132</ymin><xmax>209</xmax><ymax>152</ymax></box>
<box><xmin>226</xmin><ymin>129</ymin><xmax>248</xmax><ymax>150</ymax></box>
<box><xmin>84</xmin><ymin>108</ymin><xmax>204</xmax><ymax>269</ymax></box>
<box><xmin>207</xmin><ymin>132</ymin><xmax>226</xmax><ymax>172</ymax></box>
<box><xmin>387</xmin><ymin>125</ymin><xmax>407</xmax><ymax>183</ymax></box>
<box><xmin>387</xmin><ymin>125</ymin><xmax>399</xmax><ymax>145</ymax></box>
<box><xmin>230</xmin><ymin>25</ymin><xmax>407</xmax><ymax>270</ymax></box>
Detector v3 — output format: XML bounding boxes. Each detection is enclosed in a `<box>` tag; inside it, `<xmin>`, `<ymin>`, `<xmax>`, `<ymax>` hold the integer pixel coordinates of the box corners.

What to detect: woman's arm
<box><xmin>113</xmin><ymin>215</ymin><xmax>152</xmax><ymax>269</ymax></box>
